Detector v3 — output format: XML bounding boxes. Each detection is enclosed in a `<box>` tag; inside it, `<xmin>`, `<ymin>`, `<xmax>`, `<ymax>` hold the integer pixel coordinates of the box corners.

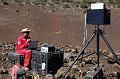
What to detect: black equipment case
<box><xmin>30</xmin><ymin>48</ymin><xmax>64</xmax><ymax>75</ymax></box>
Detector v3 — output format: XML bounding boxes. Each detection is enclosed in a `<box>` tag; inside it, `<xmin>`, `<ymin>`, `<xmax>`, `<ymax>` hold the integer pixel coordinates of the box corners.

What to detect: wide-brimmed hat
<box><xmin>21</xmin><ymin>28</ymin><xmax>31</xmax><ymax>33</ymax></box>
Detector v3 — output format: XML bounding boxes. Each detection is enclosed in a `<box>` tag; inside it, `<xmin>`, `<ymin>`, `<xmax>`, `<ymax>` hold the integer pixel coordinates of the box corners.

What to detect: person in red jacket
<box><xmin>15</xmin><ymin>28</ymin><xmax>31</xmax><ymax>70</ymax></box>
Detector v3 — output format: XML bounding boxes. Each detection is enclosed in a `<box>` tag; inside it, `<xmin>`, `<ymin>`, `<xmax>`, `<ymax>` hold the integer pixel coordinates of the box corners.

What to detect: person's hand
<box><xmin>27</xmin><ymin>39</ymin><xmax>31</xmax><ymax>42</ymax></box>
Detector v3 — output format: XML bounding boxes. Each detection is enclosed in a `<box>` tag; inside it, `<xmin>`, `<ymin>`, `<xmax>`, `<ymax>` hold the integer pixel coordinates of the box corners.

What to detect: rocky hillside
<box><xmin>0</xmin><ymin>0</ymin><xmax>120</xmax><ymax>10</ymax></box>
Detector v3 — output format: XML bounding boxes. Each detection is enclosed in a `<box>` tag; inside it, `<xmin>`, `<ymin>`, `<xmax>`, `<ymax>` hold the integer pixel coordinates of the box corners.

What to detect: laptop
<box><xmin>28</xmin><ymin>41</ymin><xmax>38</xmax><ymax>49</ymax></box>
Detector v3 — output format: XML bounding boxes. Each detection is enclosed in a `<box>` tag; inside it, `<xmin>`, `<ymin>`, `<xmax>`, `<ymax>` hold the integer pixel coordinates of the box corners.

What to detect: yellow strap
<box><xmin>32</xmin><ymin>74</ymin><xmax>40</xmax><ymax>79</ymax></box>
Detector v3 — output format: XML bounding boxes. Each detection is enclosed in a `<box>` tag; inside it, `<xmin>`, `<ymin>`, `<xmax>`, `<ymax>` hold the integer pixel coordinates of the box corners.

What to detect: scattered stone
<box><xmin>2</xmin><ymin>69</ymin><xmax>8</xmax><ymax>74</ymax></box>
<box><xmin>16</xmin><ymin>9</ymin><xmax>20</xmax><ymax>13</ymax></box>
<box><xmin>111</xmin><ymin>71</ymin><xmax>118</xmax><ymax>77</ymax></box>
<box><xmin>71</xmin><ymin>48</ymin><xmax>76</xmax><ymax>53</ymax></box>
<box><xmin>65</xmin><ymin>48</ymin><xmax>71</xmax><ymax>52</ymax></box>
<box><xmin>0</xmin><ymin>69</ymin><xmax>3</xmax><ymax>74</ymax></box>
<box><xmin>113</xmin><ymin>63</ymin><xmax>119</xmax><ymax>69</ymax></box>
<box><xmin>45</xmin><ymin>74</ymin><xmax>53</xmax><ymax>79</ymax></box>
<box><xmin>99</xmin><ymin>63</ymin><xmax>104</xmax><ymax>67</ymax></box>
<box><xmin>54</xmin><ymin>67</ymin><xmax>66</xmax><ymax>78</ymax></box>
<box><xmin>80</xmin><ymin>61</ymin><xmax>85</xmax><ymax>67</ymax></box>
<box><xmin>0</xmin><ymin>67</ymin><xmax>8</xmax><ymax>74</ymax></box>
<box><xmin>64</xmin><ymin>58</ymin><xmax>69</xmax><ymax>63</ymax></box>
<box><xmin>85</xmin><ymin>57</ymin><xmax>93</xmax><ymax>64</ymax></box>
<box><xmin>107</xmin><ymin>58</ymin><xmax>116</xmax><ymax>64</ymax></box>
<box><xmin>102</xmin><ymin>49</ymin><xmax>109</xmax><ymax>55</ymax></box>
<box><xmin>3</xmin><ymin>2</ymin><xmax>9</xmax><ymax>5</ymax></box>
<box><xmin>69</xmin><ymin>55</ymin><xmax>74</xmax><ymax>61</ymax></box>
<box><xmin>0</xmin><ymin>75</ymin><xmax>2</xmax><ymax>79</ymax></box>
<box><xmin>2</xmin><ymin>57</ymin><xmax>6</xmax><ymax>61</ymax></box>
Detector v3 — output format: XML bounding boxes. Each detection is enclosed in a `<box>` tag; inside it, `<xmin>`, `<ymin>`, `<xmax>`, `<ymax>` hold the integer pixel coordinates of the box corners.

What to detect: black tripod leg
<box><xmin>100</xmin><ymin>33</ymin><xmax>120</xmax><ymax>64</ymax></box>
<box><xmin>61</xmin><ymin>32</ymin><xmax>96</xmax><ymax>79</ymax></box>
<box><xmin>96</xmin><ymin>26</ymin><xmax>100</xmax><ymax>67</ymax></box>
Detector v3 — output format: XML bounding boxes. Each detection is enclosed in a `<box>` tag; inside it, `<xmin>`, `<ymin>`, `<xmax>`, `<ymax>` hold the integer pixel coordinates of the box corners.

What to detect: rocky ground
<box><xmin>0</xmin><ymin>42</ymin><xmax>120</xmax><ymax>79</ymax></box>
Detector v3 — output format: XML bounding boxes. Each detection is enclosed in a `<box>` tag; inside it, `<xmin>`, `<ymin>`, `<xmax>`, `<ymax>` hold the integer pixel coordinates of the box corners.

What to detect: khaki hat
<box><xmin>21</xmin><ymin>28</ymin><xmax>31</xmax><ymax>33</ymax></box>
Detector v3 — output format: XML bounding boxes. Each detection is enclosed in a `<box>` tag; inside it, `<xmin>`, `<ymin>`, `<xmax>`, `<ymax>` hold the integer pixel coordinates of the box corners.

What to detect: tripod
<box><xmin>61</xmin><ymin>25</ymin><xmax>120</xmax><ymax>79</ymax></box>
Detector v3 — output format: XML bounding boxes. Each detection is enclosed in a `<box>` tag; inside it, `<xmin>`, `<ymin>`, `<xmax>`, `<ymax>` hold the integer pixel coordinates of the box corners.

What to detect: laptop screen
<box><xmin>28</xmin><ymin>41</ymin><xmax>38</xmax><ymax>49</ymax></box>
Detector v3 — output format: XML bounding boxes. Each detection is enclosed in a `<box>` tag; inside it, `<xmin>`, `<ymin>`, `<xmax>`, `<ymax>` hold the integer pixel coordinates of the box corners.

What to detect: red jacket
<box><xmin>15</xmin><ymin>34</ymin><xmax>30</xmax><ymax>51</ymax></box>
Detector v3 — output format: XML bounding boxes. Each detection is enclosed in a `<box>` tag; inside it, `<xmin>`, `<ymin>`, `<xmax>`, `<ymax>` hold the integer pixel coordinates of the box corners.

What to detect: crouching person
<box><xmin>11</xmin><ymin>63</ymin><xmax>25</xmax><ymax>79</ymax></box>
<box><xmin>15</xmin><ymin>28</ymin><xmax>31</xmax><ymax>71</ymax></box>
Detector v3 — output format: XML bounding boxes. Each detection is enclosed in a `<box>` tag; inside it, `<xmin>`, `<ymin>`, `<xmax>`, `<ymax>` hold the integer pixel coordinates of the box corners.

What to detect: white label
<box><xmin>41</xmin><ymin>47</ymin><xmax>48</xmax><ymax>52</ymax></box>
<box><xmin>91</xmin><ymin>3</ymin><xmax>104</xmax><ymax>10</ymax></box>
<box><xmin>42</xmin><ymin>63</ymin><xmax>46</xmax><ymax>70</ymax></box>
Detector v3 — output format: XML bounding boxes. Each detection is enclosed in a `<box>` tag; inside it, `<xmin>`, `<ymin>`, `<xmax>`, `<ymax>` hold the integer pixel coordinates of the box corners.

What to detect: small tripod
<box><xmin>61</xmin><ymin>25</ymin><xmax>120</xmax><ymax>79</ymax></box>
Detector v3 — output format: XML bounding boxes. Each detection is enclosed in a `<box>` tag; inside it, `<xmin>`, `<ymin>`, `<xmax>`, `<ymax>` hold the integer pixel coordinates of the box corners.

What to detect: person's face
<box><xmin>22</xmin><ymin>32</ymin><xmax>30</xmax><ymax>38</ymax></box>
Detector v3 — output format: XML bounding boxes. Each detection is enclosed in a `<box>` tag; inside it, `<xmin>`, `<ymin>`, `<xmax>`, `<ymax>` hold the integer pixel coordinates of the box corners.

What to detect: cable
<box><xmin>83</xmin><ymin>12</ymin><xmax>88</xmax><ymax>47</ymax></box>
